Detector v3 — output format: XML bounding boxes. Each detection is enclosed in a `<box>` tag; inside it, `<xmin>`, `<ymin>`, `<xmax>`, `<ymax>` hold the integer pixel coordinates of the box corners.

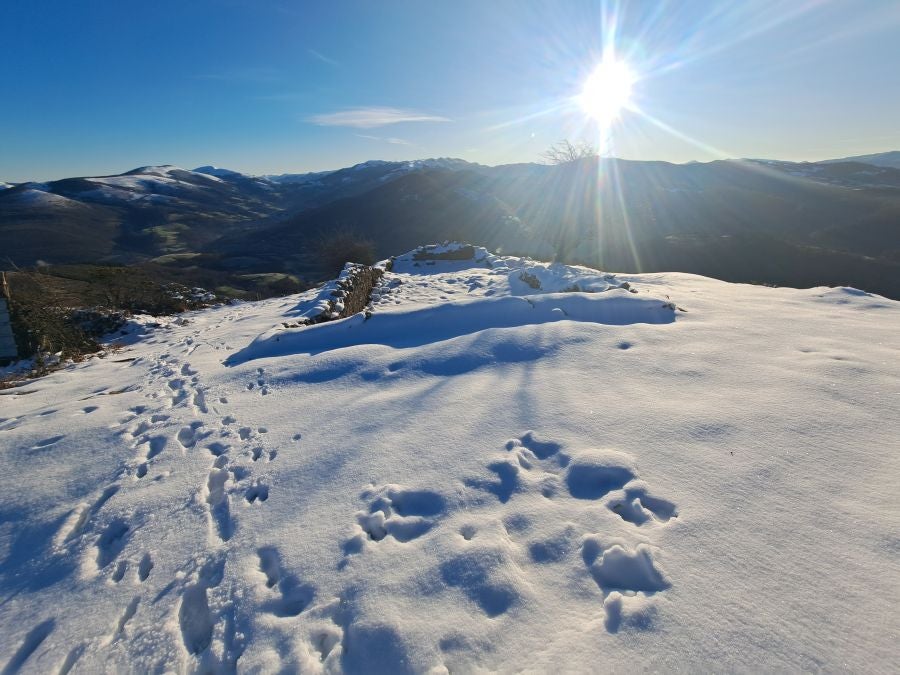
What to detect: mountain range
<box><xmin>2</xmin><ymin>152</ymin><xmax>899</xmax><ymax>298</ymax></box>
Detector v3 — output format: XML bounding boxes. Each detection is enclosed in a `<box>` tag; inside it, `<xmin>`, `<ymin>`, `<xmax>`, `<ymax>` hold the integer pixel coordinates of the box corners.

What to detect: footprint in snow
<box><xmin>205</xmin><ymin>465</ymin><xmax>234</xmax><ymax>543</ymax></box>
<box><xmin>581</xmin><ymin>538</ymin><xmax>670</xmax><ymax>594</ymax></box>
<box><xmin>605</xmin><ymin>483</ymin><xmax>677</xmax><ymax>525</ymax></box>
<box><xmin>496</xmin><ymin>431</ymin><xmax>678</xmax><ymax>522</ymax></box>
<box><xmin>0</xmin><ymin>417</ymin><xmax>22</xmax><ymax>431</ymax></box>
<box><xmin>250</xmin><ymin>367</ymin><xmax>271</xmax><ymax>395</ymax></box>
<box><xmin>96</xmin><ymin>518</ymin><xmax>130</xmax><ymax>570</ymax></box>
<box><xmin>465</xmin><ymin>431</ymin><xmax>567</xmax><ymax>502</ymax></box>
<box><xmin>111</xmin><ymin>560</ymin><xmax>128</xmax><ymax>582</ymax></box>
<box><xmin>257</xmin><ymin>547</ymin><xmax>315</xmax><ymax>617</ymax></box>
<box><xmin>469</xmin><ymin>431</ymin><xmax>678</xmax><ymax>632</ymax></box>
<box><xmin>108</xmin><ymin>596</ymin><xmax>140</xmax><ymax>643</ymax></box>
<box><xmin>142</xmin><ymin>435</ymin><xmax>167</xmax><ymax>460</ymax></box>
<box><xmin>439</xmin><ymin>547</ymin><xmax>521</xmax><ymax>617</ymax></box>
<box><xmin>176</xmin><ymin>422</ymin><xmax>205</xmax><ymax>449</ymax></box>
<box><xmin>178</xmin><ymin>556</ymin><xmax>225</xmax><ymax>656</ymax></box>
<box><xmin>138</xmin><ymin>552</ymin><xmax>154</xmax><ymax>581</ymax></box>
<box><xmin>31</xmin><ymin>434</ymin><xmax>66</xmax><ymax>450</ymax></box>
<box><xmin>245</xmin><ymin>483</ymin><xmax>269</xmax><ymax>504</ymax></box>
<box><xmin>345</xmin><ymin>485</ymin><xmax>448</xmax><ymax>558</ymax></box>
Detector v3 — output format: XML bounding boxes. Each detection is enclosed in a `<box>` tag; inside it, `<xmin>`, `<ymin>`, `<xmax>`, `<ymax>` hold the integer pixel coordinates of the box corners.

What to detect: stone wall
<box><xmin>304</xmin><ymin>264</ymin><xmax>384</xmax><ymax>326</ymax></box>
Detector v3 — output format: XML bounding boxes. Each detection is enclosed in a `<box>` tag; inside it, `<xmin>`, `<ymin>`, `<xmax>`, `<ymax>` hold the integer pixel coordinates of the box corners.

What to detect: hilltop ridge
<box><xmin>2</xmin><ymin>156</ymin><xmax>899</xmax><ymax>300</ymax></box>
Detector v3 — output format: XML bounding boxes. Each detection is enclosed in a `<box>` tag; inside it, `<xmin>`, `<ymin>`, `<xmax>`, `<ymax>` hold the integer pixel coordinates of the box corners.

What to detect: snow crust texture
<box><xmin>0</xmin><ymin>244</ymin><xmax>898</xmax><ymax>673</ymax></box>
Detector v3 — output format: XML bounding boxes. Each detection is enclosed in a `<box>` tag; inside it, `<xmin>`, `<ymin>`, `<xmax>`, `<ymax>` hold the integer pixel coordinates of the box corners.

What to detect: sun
<box><xmin>579</xmin><ymin>58</ymin><xmax>635</xmax><ymax>125</ymax></box>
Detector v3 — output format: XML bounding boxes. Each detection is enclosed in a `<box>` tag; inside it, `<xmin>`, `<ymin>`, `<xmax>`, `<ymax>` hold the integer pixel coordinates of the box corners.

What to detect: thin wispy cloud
<box><xmin>356</xmin><ymin>134</ymin><xmax>412</xmax><ymax>146</ymax></box>
<box><xmin>308</xmin><ymin>49</ymin><xmax>339</xmax><ymax>67</ymax></box>
<box><xmin>310</xmin><ymin>106</ymin><xmax>451</xmax><ymax>129</ymax></box>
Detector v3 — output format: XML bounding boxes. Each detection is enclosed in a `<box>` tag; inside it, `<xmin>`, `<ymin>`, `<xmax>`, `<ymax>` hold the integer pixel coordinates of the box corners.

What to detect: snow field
<box><xmin>0</xmin><ymin>247</ymin><xmax>898</xmax><ymax>672</ymax></box>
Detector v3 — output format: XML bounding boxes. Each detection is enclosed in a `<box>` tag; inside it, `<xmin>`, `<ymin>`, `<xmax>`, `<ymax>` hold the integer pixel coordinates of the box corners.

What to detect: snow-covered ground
<box><xmin>1</xmin><ymin>246</ymin><xmax>898</xmax><ymax>673</ymax></box>
<box><xmin>7</xmin><ymin>188</ymin><xmax>81</xmax><ymax>207</ymax></box>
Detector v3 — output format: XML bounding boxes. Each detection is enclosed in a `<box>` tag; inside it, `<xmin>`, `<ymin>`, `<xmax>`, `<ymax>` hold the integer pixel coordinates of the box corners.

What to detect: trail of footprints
<box><xmin>242</xmin><ymin>428</ymin><xmax>681</xmax><ymax>663</ymax></box>
<box><xmin>37</xmin><ymin>321</ymin><xmax>289</xmax><ymax>671</ymax></box>
<box><xmin>16</xmin><ymin>304</ymin><xmax>677</xmax><ymax>670</ymax></box>
<box><xmin>142</xmin><ymin>355</ymin><xmax>277</xmax><ymax>545</ymax></box>
<box><xmin>247</xmin><ymin>366</ymin><xmax>272</xmax><ymax>396</ymax></box>
<box><xmin>344</xmin><ymin>430</ymin><xmax>678</xmax><ymax>634</ymax></box>
<box><xmin>162</xmin><ymin>356</ymin><xmax>281</xmax><ymax>666</ymax></box>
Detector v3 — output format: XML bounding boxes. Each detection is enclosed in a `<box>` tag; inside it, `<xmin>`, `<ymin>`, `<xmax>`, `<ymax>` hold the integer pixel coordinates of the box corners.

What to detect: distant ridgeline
<box><xmin>1</xmin><ymin>157</ymin><xmax>899</xmax><ymax>299</ymax></box>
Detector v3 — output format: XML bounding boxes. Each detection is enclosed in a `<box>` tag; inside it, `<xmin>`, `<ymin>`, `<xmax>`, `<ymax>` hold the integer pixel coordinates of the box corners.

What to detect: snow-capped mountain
<box><xmin>751</xmin><ymin>158</ymin><xmax>900</xmax><ymax>190</ymax></box>
<box><xmin>192</xmin><ymin>165</ymin><xmax>244</xmax><ymax>179</ymax></box>
<box><xmin>352</xmin><ymin>157</ymin><xmax>479</xmax><ymax>175</ymax></box>
<box><xmin>2</xmin><ymin>165</ymin><xmax>234</xmax><ymax>207</ymax></box>
<box><xmin>216</xmin><ymin>158</ymin><xmax>478</xmax><ymax>186</ymax></box>
<box><xmin>3</xmin><ymin>156</ymin><xmax>900</xmax><ymax>300</ymax></box>
<box><xmin>1</xmin><ymin>243</ymin><xmax>897</xmax><ymax>672</ymax></box>
<box><xmin>820</xmin><ymin>150</ymin><xmax>900</xmax><ymax>170</ymax></box>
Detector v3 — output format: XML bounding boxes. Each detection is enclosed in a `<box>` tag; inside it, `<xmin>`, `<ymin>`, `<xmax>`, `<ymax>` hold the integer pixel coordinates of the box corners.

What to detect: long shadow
<box><xmin>0</xmin><ymin>510</ymin><xmax>76</xmax><ymax>602</ymax></box>
<box><xmin>1</xmin><ymin>618</ymin><xmax>55</xmax><ymax>675</ymax></box>
<box><xmin>227</xmin><ymin>292</ymin><xmax>674</xmax><ymax>365</ymax></box>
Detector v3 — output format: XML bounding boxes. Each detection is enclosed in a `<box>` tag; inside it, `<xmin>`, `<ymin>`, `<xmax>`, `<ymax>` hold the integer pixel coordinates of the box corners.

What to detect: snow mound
<box><xmin>231</xmin><ymin>292</ymin><xmax>673</xmax><ymax>363</ymax></box>
<box><xmin>230</xmin><ymin>243</ymin><xmax>672</xmax><ymax>363</ymax></box>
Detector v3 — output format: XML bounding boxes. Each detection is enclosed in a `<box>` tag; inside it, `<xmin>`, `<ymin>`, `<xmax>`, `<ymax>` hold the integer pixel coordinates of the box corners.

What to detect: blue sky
<box><xmin>2</xmin><ymin>0</ymin><xmax>899</xmax><ymax>181</ymax></box>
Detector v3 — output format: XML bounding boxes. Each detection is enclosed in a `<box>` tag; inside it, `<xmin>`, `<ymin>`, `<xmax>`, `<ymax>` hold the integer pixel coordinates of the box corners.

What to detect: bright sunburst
<box><xmin>578</xmin><ymin>58</ymin><xmax>636</xmax><ymax>126</ymax></box>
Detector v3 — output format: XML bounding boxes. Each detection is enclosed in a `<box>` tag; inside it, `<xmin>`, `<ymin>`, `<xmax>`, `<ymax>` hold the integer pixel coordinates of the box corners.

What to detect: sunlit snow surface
<box><xmin>0</xmin><ymin>246</ymin><xmax>898</xmax><ymax>673</ymax></box>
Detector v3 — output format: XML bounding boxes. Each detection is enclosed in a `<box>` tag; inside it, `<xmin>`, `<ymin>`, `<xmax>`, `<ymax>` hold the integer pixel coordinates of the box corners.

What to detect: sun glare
<box><xmin>579</xmin><ymin>59</ymin><xmax>635</xmax><ymax>126</ymax></box>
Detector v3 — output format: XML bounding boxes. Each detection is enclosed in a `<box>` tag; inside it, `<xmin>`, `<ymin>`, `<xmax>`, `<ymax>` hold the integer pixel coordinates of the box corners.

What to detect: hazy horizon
<box><xmin>3</xmin><ymin>0</ymin><xmax>900</xmax><ymax>182</ymax></box>
<box><xmin>7</xmin><ymin>149</ymin><xmax>900</xmax><ymax>185</ymax></box>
